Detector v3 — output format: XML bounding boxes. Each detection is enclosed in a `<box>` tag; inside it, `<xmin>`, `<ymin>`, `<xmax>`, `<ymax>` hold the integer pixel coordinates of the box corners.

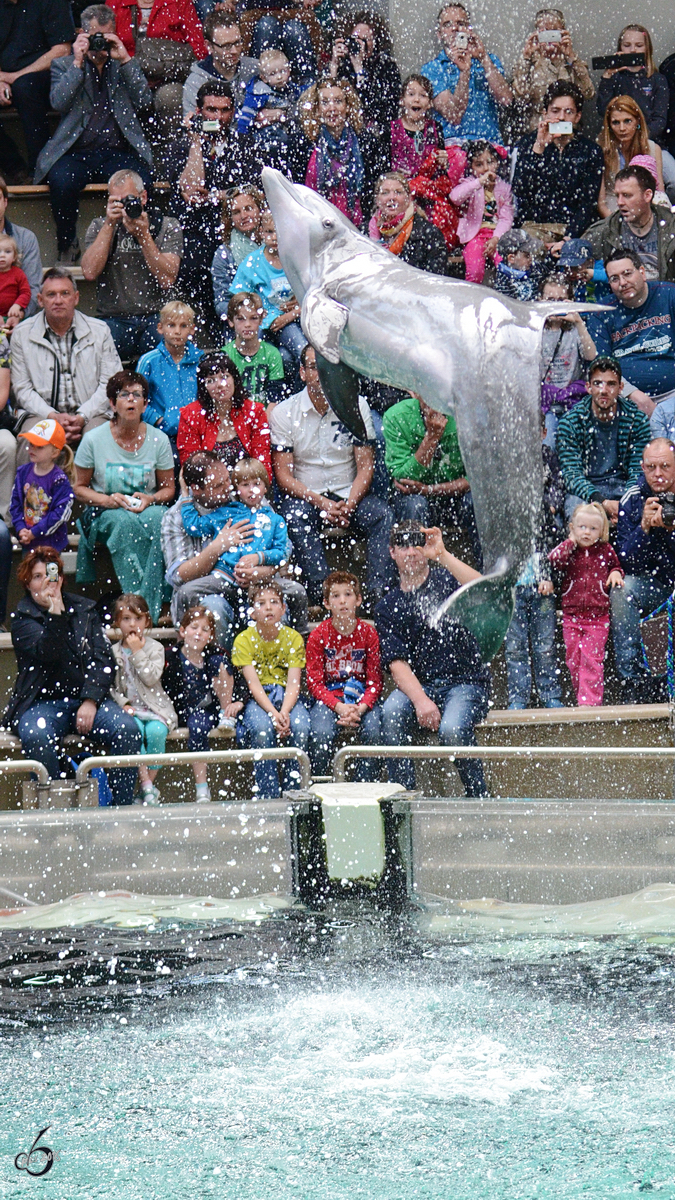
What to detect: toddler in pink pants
<box><xmin>549</xmin><ymin>503</ymin><xmax>624</xmax><ymax>706</ymax></box>
<box><xmin>449</xmin><ymin>141</ymin><xmax>514</xmax><ymax>283</ymax></box>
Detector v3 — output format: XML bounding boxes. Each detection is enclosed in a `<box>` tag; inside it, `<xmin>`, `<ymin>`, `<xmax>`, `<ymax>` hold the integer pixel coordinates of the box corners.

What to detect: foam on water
<box><xmin>2</xmin><ymin>926</ymin><xmax>675</xmax><ymax>1199</ymax></box>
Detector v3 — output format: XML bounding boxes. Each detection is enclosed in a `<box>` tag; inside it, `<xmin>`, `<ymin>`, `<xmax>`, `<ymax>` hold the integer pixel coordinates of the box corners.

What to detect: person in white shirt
<box><xmin>269</xmin><ymin>345</ymin><xmax>396</xmax><ymax>606</ymax></box>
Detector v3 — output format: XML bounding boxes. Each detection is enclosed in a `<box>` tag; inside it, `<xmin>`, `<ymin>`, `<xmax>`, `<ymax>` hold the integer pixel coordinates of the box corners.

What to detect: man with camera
<box><xmin>81</xmin><ymin>168</ymin><xmax>182</xmax><ymax>360</ymax></box>
<box><xmin>512</xmin><ymin>81</ymin><xmax>604</xmax><ymax>240</ymax></box>
<box><xmin>612</xmin><ymin>438</ymin><xmax>675</xmax><ymax>701</ymax></box>
<box><xmin>34</xmin><ymin>3</ymin><xmax>154</xmax><ymax>264</ymax></box>
<box><xmin>169</xmin><ymin>78</ymin><xmax>259</xmax><ymax>333</ymax></box>
<box><xmin>421</xmin><ymin>3</ymin><xmax>512</xmax><ymax>144</ymax></box>
<box><xmin>375</xmin><ymin>520</ymin><xmax>490</xmax><ymax>797</ymax></box>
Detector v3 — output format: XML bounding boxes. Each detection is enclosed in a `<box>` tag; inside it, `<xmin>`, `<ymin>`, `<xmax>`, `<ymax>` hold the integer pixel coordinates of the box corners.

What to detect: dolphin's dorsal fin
<box><xmin>315</xmin><ymin>353</ymin><xmax>368</xmax><ymax>443</ymax></box>
<box><xmin>302</xmin><ymin>289</ymin><xmax>349</xmax><ymax>364</ymax></box>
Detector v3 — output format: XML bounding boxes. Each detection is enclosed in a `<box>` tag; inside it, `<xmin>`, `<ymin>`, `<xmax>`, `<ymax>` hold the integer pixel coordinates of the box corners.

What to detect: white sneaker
<box><xmin>141</xmin><ymin>784</ymin><xmax>161</xmax><ymax>806</ymax></box>
<box><xmin>195</xmin><ymin>787</ymin><xmax>211</xmax><ymax>803</ymax></box>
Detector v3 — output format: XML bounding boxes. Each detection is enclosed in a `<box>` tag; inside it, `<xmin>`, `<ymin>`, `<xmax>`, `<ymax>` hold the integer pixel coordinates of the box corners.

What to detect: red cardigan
<box><xmin>107</xmin><ymin>0</ymin><xmax>207</xmax><ymax>60</ymax></box>
<box><xmin>176</xmin><ymin>398</ymin><xmax>272</xmax><ymax>479</ymax></box>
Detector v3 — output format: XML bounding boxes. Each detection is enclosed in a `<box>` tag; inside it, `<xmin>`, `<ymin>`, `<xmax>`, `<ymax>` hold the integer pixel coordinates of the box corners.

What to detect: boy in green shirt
<box><xmin>232</xmin><ymin>579</ymin><xmax>310</xmax><ymax>797</ymax></box>
<box><xmin>222</xmin><ymin>292</ymin><xmax>286</xmax><ymax>415</ymax></box>
<box><xmin>382</xmin><ymin>393</ymin><xmax>483</xmax><ymax>568</ymax></box>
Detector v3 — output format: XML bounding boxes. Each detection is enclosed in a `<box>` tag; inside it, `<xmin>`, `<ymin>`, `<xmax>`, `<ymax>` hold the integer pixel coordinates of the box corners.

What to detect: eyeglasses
<box><xmin>118</xmin><ymin>389</ymin><xmax>146</xmax><ymax>400</ymax></box>
<box><xmin>208</xmin><ymin>36</ymin><xmax>242</xmax><ymax>47</ymax></box>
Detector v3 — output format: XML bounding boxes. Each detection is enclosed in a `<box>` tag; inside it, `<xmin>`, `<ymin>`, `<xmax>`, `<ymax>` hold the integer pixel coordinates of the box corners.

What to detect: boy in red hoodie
<box><xmin>306</xmin><ymin>571</ymin><xmax>382</xmax><ymax>779</ymax></box>
<box><xmin>549</xmin><ymin>502</ymin><xmax>624</xmax><ymax>706</ymax></box>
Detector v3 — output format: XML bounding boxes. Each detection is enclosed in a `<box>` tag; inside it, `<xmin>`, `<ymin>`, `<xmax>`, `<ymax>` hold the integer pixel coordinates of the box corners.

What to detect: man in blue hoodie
<box><xmin>613</xmin><ymin>437</ymin><xmax>675</xmax><ymax>700</ymax></box>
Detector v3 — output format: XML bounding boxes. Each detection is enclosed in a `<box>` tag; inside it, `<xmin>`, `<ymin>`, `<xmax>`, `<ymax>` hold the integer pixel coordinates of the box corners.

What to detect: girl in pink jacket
<box><xmin>449</xmin><ymin>141</ymin><xmax>514</xmax><ymax>283</ymax></box>
<box><xmin>548</xmin><ymin>503</ymin><xmax>624</xmax><ymax>706</ymax></box>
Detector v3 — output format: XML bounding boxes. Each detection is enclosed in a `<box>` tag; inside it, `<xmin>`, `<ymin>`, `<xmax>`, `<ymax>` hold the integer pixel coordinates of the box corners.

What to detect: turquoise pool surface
<box><xmin>1</xmin><ymin>913</ymin><xmax>674</xmax><ymax>1199</ymax></box>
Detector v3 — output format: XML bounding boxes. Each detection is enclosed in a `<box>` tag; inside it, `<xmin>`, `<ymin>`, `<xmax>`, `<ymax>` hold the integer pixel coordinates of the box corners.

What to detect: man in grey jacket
<box><xmin>10</xmin><ymin>267</ymin><xmax>121</xmax><ymax>464</ymax></box>
<box><xmin>34</xmin><ymin>4</ymin><xmax>154</xmax><ymax>263</ymax></box>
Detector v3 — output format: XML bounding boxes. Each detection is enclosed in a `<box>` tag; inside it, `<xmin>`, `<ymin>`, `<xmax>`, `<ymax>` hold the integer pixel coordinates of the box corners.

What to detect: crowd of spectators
<box><xmin>3</xmin><ymin>2</ymin><xmax>675</xmax><ymax>802</ymax></box>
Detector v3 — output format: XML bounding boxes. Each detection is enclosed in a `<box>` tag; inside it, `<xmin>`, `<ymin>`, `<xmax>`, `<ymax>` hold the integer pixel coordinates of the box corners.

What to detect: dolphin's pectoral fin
<box><xmin>315</xmin><ymin>352</ymin><xmax>369</xmax><ymax>443</ymax></box>
<box><xmin>433</xmin><ymin>558</ymin><xmax>515</xmax><ymax>662</ymax></box>
<box><xmin>301</xmin><ymin>290</ymin><xmax>349</xmax><ymax>364</ymax></box>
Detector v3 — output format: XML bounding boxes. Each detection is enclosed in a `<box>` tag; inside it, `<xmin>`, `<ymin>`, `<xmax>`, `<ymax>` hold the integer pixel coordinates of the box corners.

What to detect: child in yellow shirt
<box><xmin>232</xmin><ymin>579</ymin><xmax>310</xmax><ymax>797</ymax></box>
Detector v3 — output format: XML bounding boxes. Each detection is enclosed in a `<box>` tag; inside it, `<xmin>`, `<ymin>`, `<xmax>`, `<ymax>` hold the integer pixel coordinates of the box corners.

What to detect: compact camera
<box><xmin>454</xmin><ymin>31</ymin><xmax>469</xmax><ymax>49</ymax></box>
<box><xmin>201</xmin><ymin>119</ymin><xmax>221</xmax><ymax>131</ymax></box>
<box><xmin>45</xmin><ymin>562</ymin><xmax>60</xmax><ymax>582</ymax></box>
<box><xmin>88</xmin><ymin>32</ymin><xmax>109</xmax><ymax>53</ymax></box>
<box><xmin>659</xmin><ymin>493</ymin><xmax>675</xmax><ymax>527</ymax></box>
<box><xmin>347</xmin><ymin>35</ymin><xmax>364</xmax><ymax>55</ymax></box>
<box><xmin>391</xmin><ymin>529</ymin><xmax>427</xmax><ymax>548</ymax></box>
<box><xmin>122</xmin><ymin>194</ymin><xmax>143</xmax><ymax>219</ymax></box>
<box><xmin>538</xmin><ymin>29</ymin><xmax>562</xmax><ymax>43</ymax></box>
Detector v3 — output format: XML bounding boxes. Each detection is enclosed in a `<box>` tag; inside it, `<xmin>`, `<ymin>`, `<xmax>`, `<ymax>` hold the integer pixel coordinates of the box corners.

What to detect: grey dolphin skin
<box><xmin>262</xmin><ymin>166</ymin><xmax>595</xmax><ymax>659</ymax></box>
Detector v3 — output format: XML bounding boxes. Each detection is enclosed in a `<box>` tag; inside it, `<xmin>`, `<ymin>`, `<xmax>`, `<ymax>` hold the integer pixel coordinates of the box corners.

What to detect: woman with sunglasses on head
<box><xmin>74</xmin><ymin>371</ymin><xmax>175</xmax><ymax>623</ymax></box>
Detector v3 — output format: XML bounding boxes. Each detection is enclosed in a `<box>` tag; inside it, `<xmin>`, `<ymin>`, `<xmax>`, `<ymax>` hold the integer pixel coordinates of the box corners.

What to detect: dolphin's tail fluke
<box><xmin>315</xmin><ymin>353</ymin><xmax>368</xmax><ymax>442</ymax></box>
<box><xmin>432</xmin><ymin>557</ymin><xmax>515</xmax><ymax>662</ymax></box>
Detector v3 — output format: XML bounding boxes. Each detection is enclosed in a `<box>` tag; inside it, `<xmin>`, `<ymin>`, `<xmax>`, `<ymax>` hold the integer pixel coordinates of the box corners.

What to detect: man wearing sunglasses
<box><xmin>182</xmin><ymin>12</ymin><xmax>257</xmax><ymax>119</ymax></box>
<box><xmin>375</xmin><ymin>520</ymin><xmax>490</xmax><ymax>797</ymax></box>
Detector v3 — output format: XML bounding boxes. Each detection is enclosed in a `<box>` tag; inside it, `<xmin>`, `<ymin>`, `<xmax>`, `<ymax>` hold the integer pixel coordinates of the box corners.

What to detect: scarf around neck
<box><xmin>316</xmin><ymin>124</ymin><xmax>364</xmax><ymax>210</ymax></box>
<box><xmin>376</xmin><ymin>202</ymin><xmax>416</xmax><ymax>255</ymax></box>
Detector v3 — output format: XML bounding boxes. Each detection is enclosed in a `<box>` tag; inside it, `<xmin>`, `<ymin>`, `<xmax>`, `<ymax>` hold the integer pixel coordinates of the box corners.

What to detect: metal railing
<box><xmin>332</xmin><ymin>743</ymin><xmax>675</xmax><ymax>781</ymax></box>
<box><xmin>75</xmin><ymin>747</ymin><xmax>312</xmax><ymax>790</ymax></box>
<box><xmin>0</xmin><ymin>758</ymin><xmax>50</xmax><ymax>786</ymax></box>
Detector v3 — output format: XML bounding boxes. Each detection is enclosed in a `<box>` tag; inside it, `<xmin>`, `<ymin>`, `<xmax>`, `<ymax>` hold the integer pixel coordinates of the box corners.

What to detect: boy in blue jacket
<box><xmin>137</xmin><ymin>301</ymin><xmax>203</xmax><ymax>446</ymax></box>
<box><xmin>181</xmin><ymin>457</ymin><xmax>288</xmax><ymax>581</ymax></box>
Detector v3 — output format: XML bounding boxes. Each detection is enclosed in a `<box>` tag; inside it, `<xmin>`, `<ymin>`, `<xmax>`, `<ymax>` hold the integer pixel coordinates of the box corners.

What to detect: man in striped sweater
<box><xmin>555</xmin><ymin>356</ymin><xmax>651</xmax><ymax>524</ymax></box>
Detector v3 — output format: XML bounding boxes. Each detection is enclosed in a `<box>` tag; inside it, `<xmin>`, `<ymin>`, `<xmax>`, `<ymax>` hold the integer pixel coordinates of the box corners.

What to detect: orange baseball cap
<box><xmin>19</xmin><ymin>418</ymin><xmax>67</xmax><ymax>451</ymax></box>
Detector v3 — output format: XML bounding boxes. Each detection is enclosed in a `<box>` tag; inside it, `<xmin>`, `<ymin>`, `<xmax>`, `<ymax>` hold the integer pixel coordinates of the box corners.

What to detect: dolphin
<box><xmin>262</xmin><ymin>167</ymin><xmax>600</xmax><ymax>659</ymax></box>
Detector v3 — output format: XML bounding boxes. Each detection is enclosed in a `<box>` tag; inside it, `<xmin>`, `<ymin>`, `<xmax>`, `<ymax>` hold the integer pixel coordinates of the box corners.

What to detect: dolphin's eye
<box><xmin>322</xmin><ymin>218</ymin><xmax>334</xmax><ymax>229</ymax></box>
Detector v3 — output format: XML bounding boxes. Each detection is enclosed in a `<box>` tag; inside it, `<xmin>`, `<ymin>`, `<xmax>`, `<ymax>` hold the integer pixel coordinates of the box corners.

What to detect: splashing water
<box><xmin>2</xmin><ymin>910</ymin><xmax>675</xmax><ymax>1199</ymax></box>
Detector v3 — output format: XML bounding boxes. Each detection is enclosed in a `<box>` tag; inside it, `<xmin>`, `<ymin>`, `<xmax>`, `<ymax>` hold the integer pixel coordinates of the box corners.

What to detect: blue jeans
<box><xmin>0</xmin><ymin>518</ymin><xmax>12</xmax><ymax>625</ymax></box>
<box><xmin>309</xmin><ymin>701</ymin><xmax>382</xmax><ymax>778</ymax></box>
<box><xmin>47</xmin><ymin>148</ymin><xmax>153</xmax><ymax>251</ymax></box>
<box><xmin>272</xmin><ymin>320</ymin><xmax>307</xmax><ymax>392</ymax></box>
<box><xmin>281</xmin><ymin>493</ymin><xmax>396</xmax><ymax>605</ymax></box>
<box><xmin>17</xmin><ymin>698</ymin><xmax>142</xmax><ymax>805</ymax></box>
<box><xmin>369</xmin><ymin>410</ymin><xmax>391</xmax><ymax>501</ymax></box>
<box><xmin>611</xmin><ymin>574</ymin><xmax>673</xmax><ymax>681</ymax></box>
<box><xmin>381</xmin><ymin>682</ymin><xmax>490</xmax><ymax>796</ymax></box>
<box><xmin>504</xmin><ymin>585</ymin><xmax>563</xmax><ymax>708</ymax></box>
<box><xmin>186</xmin><ymin>706</ymin><xmax>220</xmax><ymax>752</ymax></box>
<box><xmin>393</xmin><ymin>490</ymin><xmax>483</xmax><ymax>571</ymax></box>
<box><xmin>250</xmin><ymin>15</ymin><xmax>316</xmax><ymax>85</ymax></box>
<box><xmin>104</xmin><ymin>314</ymin><xmax>161</xmax><ymax>361</ymax></box>
<box><xmin>238</xmin><ymin>693</ymin><xmax>311</xmax><ymax>798</ymax></box>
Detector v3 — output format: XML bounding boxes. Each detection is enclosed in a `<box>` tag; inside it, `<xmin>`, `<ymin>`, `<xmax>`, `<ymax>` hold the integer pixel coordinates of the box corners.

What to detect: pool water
<box><xmin>1</xmin><ymin>913</ymin><xmax>675</xmax><ymax>1199</ymax></box>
